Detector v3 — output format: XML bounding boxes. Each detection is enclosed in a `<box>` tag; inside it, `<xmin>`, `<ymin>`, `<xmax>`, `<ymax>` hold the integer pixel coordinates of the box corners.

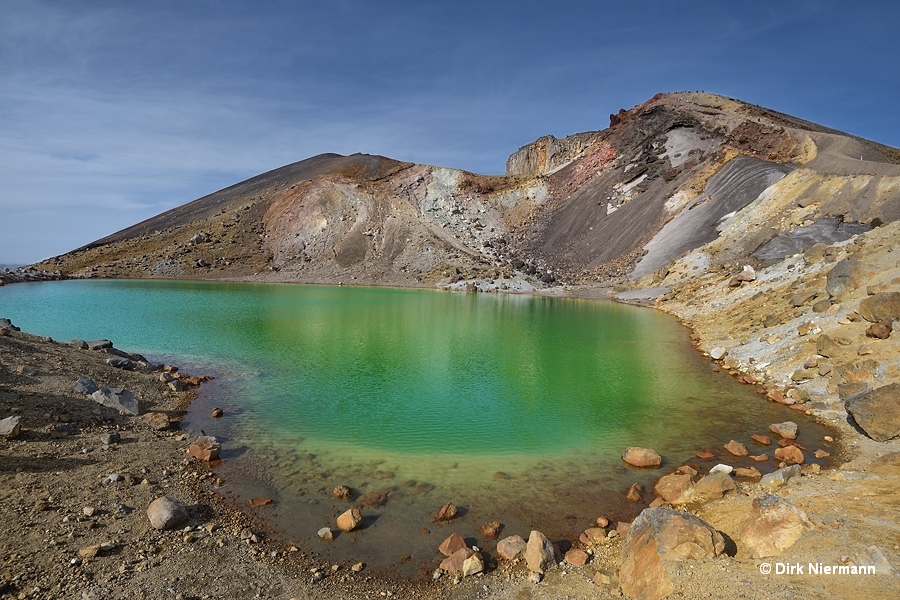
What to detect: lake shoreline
<box><xmin>0</xmin><ymin>274</ymin><xmax>900</xmax><ymax>598</ymax></box>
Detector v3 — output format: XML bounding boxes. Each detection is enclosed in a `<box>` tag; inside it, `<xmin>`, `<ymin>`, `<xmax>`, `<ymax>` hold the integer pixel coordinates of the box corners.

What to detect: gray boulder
<box><xmin>524</xmin><ymin>530</ymin><xmax>555</xmax><ymax>574</ymax></box>
<box><xmin>0</xmin><ymin>415</ymin><xmax>22</xmax><ymax>438</ymax></box>
<box><xmin>845</xmin><ymin>383</ymin><xmax>900</xmax><ymax>441</ymax></box>
<box><xmin>825</xmin><ymin>259</ymin><xmax>873</xmax><ymax>300</ymax></box>
<box><xmin>106</xmin><ymin>357</ymin><xmax>134</xmax><ymax>370</ymax></box>
<box><xmin>74</xmin><ymin>376</ymin><xmax>99</xmax><ymax>396</ymax></box>
<box><xmin>90</xmin><ymin>387</ymin><xmax>140</xmax><ymax>416</ymax></box>
<box><xmin>740</xmin><ymin>496</ymin><xmax>812</xmax><ymax>558</ymax></box>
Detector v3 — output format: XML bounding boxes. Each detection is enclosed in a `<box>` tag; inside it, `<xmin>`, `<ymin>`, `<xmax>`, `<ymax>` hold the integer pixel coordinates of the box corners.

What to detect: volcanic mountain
<box><xmin>34</xmin><ymin>92</ymin><xmax>900</xmax><ymax>291</ymax></box>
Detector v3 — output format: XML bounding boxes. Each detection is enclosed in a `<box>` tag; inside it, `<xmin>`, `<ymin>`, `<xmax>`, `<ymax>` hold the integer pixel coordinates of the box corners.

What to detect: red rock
<box><xmin>580</xmin><ymin>528</ymin><xmax>607</xmax><ymax>546</ymax></box>
<box><xmin>625</xmin><ymin>482</ymin><xmax>644</xmax><ymax>503</ymax></box>
<box><xmin>766</xmin><ymin>389</ymin><xmax>786</xmax><ymax>403</ymax></box>
<box><xmin>778</xmin><ymin>438</ymin><xmax>806</xmax><ymax>449</ymax></box>
<box><xmin>480</xmin><ymin>521</ymin><xmax>501</xmax><ymax>539</ymax></box>
<box><xmin>249</xmin><ymin>497</ymin><xmax>272</xmax><ymax>507</ymax></box>
<box><xmin>438</xmin><ymin>532</ymin><xmax>467</xmax><ymax>557</ymax></box>
<box><xmin>696</xmin><ymin>449</ymin><xmax>716</xmax><ymax>460</ymax></box>
<box><xmin>814</xmin><ymin>449</ymin><xmax>830</xmax><ymax>459</ymax></box>
<box><xmin>435</xmin><ymin>502</ymin><xmax>458</xmax><ymax>521</ymax></box>
<box><xmin>724</xmin><ymin>440</ymin><xmax>749</xmax><ymax>456</ymax></box>
<box><xmin>734</xmin><ymin>466</ymin><xmax>762</xmax><ymax>478</ymax></box>
<box><xmin>653</xmin><ymin>473</ymin><xmax>692</xmax><ymax>504</ymax></box>
<box><xmin>675</xmin><ymin>465</ymin><xmax>698</xmax><ymax>476</ymax></box>
<box><xmin>143</xmin><ymin>412</ymin><xmax>171</xmax><ymax>431</ymax></box>
<box><xmin>750</xmin><ymin>454</ymin><xmax>769</xmax><ymax>462</ymax></box>
<box><xmin>774</xmin><ymin>445</ymin><xmax>805</xmax><ymax>464</ymax></box>
<box><xmin>336</xmin><ymin>508</ymin><xmax>363</xmax><ymax>532</ymax></box>
<box><xmin>649</xmin><ymin>497</ymin><xmax>668</xmax><ymax>508</ymax></box>
<box><xmin>188</xmin><ymin>436</ymin><xmax>221</xmax><ymax>461</ymax></box>
<box><xmin>496</xmin><ymin>535</ymin><xmax>527</xmax><ymax>560</ymax></box>
<box><xmin>622</xmin><ymin>447</ymin><xmax>662</xmax><ymax>468</ymax></box>
<box><xmin>565</xmin><ymin>548</ymin><xmax>590</xmax><ymax>566</ymax></box>
<box><xmin>210</xmin><ymin>407</ymin><xmax>223</xmax><ymax>418</ymax></box>
<box><xmin>439</xmin><ymin>547</ymin><xmax>475</xmax><ymax>574</ymax></box>
<box><xmin>616</xmin><ymin>521</ymin><xmax>632</xmax><ymax>536</ymax></box>
<box><xmin>750</xmin><ymin>434</ymin><xmax>771</xmax><ymax>445</ymax></box>
<box><xmin>595</xmin><ymin>516</ymin><xmax>609</xmax><ymax>528</ymax></box>
<box><xmin>620</xmin><ymin>508</ymin><xmax>724</xmax><ymax>600</ymax></box>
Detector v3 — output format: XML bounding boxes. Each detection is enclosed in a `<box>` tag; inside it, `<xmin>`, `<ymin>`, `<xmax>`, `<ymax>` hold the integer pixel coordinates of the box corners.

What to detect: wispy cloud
<box><xmin>1</xmin><ymin>0</ymin><xmax>898</xmax><ymax>265</ymax></box>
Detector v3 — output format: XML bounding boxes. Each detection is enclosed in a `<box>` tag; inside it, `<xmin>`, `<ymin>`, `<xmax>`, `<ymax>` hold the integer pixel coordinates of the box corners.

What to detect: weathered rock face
<box><xmin>620</xmin><ymin>507</ymin><xmax>725</xmax><ymax>600</ymax></box>
<box><xmin>146</xmin><ymin>496</ymin><xmax>188</xmax><ymax>530</ymax></box>
<box><xmin>845</xmin><ymin>383</ymin><xmax>900</xmax><ymax>441</ymax></box>
<box><xmin>506</xmin><ymin>132</ymin><xmax>604</xmax><ymax>176</ymax></box>
<box><xmin>740</xmin><ymin>496</ymin><xmax>812</xmax><ymax>558</ymax></box>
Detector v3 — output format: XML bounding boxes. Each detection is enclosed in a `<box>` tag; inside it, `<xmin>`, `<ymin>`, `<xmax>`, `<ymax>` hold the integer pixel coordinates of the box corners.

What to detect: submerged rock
<box><xmin>435</xmin><ymin>502</ymin><xmax>458</xmax><ymax>521</ymax></box>
<box><xmin>622</xmin><ymin>447</ymin><xmax>662</xmax><ymax>468</ymax></box>
<box><xmin>769</xmin><ymin>421</ymin><xmax>798</xmax><ymax>440</ymax></box>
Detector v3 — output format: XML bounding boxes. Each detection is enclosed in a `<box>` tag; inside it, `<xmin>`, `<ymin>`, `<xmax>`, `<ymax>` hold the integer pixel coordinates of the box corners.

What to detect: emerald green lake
<box><xmin>0</xmin><ymin>279</ymin><xmax>829</xmax><ymax>575</ymax></box>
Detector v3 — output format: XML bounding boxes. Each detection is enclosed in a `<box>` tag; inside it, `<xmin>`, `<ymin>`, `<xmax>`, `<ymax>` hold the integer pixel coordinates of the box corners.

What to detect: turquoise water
<box><xmin>0</xmin><ymin>279</ymin><xmax>830</xmax><ymax>573</ymax></box>
<box><xmin>1</xmin><ymin>279</ymin><xmax>702</xmax><ymax>456</ymax></box>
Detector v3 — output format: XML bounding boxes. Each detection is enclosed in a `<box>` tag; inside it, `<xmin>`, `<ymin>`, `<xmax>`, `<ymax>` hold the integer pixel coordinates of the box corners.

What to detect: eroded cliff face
<box><xmin>505</xmin><ymin>131</ymin><xmax>605</xmax><ymax>176</ymax></box>
<box><xmin>33</xmin><ymin>91</ymin><xmax>900</xmax><ymax>294</ymax></box>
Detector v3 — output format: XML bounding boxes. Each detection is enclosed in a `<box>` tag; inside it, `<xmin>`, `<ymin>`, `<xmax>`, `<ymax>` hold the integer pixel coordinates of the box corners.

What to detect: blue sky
<box><xmin>2</xmin><ymin>0</ymin><xmax>898</xmax><ymax>266</ymax></box>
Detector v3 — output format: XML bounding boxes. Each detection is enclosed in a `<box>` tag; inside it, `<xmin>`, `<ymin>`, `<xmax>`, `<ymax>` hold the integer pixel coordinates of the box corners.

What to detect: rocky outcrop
<box><xmin>506</xmin><ymin>132</ymin><xmax>603</xmax><ymax>176</ymax></box>
<box><xmin>620</xmin><ymin>507</ymin><xmax>725</xmax><ymax>600</ymax></box>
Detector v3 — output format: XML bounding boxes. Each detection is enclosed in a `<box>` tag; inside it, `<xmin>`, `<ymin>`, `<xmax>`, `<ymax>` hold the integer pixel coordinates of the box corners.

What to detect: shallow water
<box><xmin>0</xmin><ymin>279</ymin><xmax>834</xmax><ymax>577</ymax></box>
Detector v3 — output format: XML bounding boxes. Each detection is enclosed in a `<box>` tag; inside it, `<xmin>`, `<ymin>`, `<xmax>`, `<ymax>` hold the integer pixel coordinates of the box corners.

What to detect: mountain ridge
<box><xmin>31</xmin><ymin>91</ymin><xmax>900</xmax><ymax>290</ymax></box>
